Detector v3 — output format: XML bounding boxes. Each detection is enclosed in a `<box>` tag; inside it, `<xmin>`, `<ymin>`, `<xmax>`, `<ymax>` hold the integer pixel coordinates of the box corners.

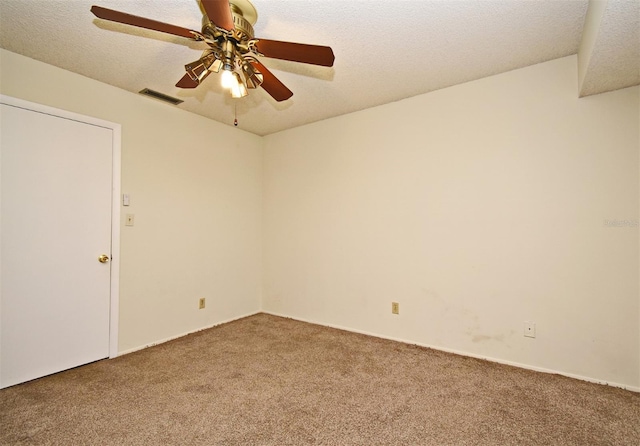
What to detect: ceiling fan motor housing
<box><xmin>202</xmin><ymin>1</ymin><xmax>256</xmax><ymax>43</ymax></box>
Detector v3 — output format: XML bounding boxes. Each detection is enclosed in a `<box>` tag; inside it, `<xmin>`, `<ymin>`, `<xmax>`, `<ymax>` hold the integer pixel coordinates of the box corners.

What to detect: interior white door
<box><xmin>1</xmin><ymin>103</ymin><xmax>113</xmax><ymax>388</ymax></box>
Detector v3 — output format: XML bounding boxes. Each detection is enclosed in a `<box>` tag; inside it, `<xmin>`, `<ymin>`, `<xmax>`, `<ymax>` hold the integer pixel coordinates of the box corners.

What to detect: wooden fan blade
<box><xmin>249</xmin><ymin>60</ymin><xmax>293</xmax><ymax>102</ymax></box>
<box><xmin>176</xmin><ymin>74</ymin><xmax>199</xmax><ymax>89</ymax></box>
<box><xmin>201</xmin><ymin>0</ymin><xmax>235</xmax><ymax>31</ymax></box>
<box><xmin>91</xmin><ymin>5</ymin><xmax>198</xmax><ymax>40</ymax></box>
<box><xmin>253</xmin><ymin>39</ymin><xmax>335</xmax><ymax>67</ymax></box>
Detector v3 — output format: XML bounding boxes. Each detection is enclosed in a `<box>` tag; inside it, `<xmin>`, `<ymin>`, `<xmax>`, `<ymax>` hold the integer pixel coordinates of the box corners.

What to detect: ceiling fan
<box><xmin>90</xmin><ymin>0</ymin><xmax>335</xmax><ymax>102</ymax></box>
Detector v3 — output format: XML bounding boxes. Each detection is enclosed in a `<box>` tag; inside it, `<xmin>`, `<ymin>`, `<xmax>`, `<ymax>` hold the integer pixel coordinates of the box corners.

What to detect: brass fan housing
<box><xmin>202</xmin><ymin>0</ymin><xmax>258</xmax><ymax>42</ymax></box>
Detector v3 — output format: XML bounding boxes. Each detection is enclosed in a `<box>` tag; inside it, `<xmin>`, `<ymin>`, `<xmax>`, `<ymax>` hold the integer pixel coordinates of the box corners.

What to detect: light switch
<box><xmin>123</xmin><ymin>194</ymin><xmax>130</xmax><ymax>206</ymax></box>
<box><xmin>125</xmin><ymin>214</ymin><xmax>134</xmax><ymax>226</ymax></box>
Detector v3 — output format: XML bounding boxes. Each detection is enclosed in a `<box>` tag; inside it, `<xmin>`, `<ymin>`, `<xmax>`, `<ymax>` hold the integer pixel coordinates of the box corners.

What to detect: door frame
<box><xmin>1</xmin><ymin>94</ymin><xmax>121</xmax><ymax>359</ymax></box>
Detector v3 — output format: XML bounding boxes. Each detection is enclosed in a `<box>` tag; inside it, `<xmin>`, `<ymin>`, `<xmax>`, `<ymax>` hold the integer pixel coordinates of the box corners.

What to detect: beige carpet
<box><xmin>1</xmin><ymin>313</ymin><xmax>639</xmax><ymax>445</ymax></box>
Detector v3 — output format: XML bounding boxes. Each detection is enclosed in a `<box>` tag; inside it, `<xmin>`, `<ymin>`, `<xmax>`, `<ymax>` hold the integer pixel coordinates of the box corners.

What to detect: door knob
<box><xmin>98</xmin><ymin>254</ymin><xmax>110</xmax><ymax>263</ymax></box>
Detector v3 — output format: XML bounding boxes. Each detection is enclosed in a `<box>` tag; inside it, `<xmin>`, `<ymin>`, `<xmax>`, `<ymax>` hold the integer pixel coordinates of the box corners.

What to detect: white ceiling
<box><xmin>0</xmin><ymin>0</ymin><xmax>638</xmax><ymax>136</ymax></box>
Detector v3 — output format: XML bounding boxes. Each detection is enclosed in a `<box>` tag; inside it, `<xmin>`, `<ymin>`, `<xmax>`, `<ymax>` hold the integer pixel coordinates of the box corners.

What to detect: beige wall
<box><xmin>263</xmin><ymin>56</ymin><xmax>640</xmax><ymax>389</ymax></box>
<box><xmin>2</xmin><ymin>49</ymin><xmax>639</xmax><ymax>389</ymax></box>
<box><xmin>0</xmin><ymin>49</ymin><xmax>263</xmax><ymax>353</ymax></box>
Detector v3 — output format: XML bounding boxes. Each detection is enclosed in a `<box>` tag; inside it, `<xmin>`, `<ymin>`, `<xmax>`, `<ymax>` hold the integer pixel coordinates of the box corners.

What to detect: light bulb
<box><xmin>231</xmin><ymin>82</ymin><xmax>248</xmax><ymax>98</ymax></box>
<box><xmin>221</xmin><ymin>69</ymin><xmax>234</xmax><ymax>89</ymax></box>
<box><xmin>230</xmin><ymin>73</ymin><xmax>247</xmax><ymax>98</ymax></box>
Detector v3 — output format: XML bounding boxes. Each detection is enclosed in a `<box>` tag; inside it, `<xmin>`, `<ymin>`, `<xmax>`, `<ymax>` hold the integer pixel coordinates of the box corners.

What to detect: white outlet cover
<box><xmin>524</xmin><ymin>321</ymin><xmax>536</xmax><ymax>338</ymax></box>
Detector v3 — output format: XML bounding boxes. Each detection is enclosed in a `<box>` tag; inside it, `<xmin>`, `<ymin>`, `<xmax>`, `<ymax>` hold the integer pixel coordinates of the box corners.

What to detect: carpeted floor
<box><xmin>1</xmin><ymin>313</ymin><xmax>639</xmax><ymax>445</ymax></box>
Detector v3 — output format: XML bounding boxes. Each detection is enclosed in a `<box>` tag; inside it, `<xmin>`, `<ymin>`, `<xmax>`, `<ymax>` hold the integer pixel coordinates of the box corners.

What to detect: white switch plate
<box><xmin>524</xmin><ymin>321</ymin><xmax>536</xmax><ymax>338</ymax></box>
<box><xmin>123</xmin><ymin>193</ymin><xmax>130</xmax><ymax>206</ymax></box>
<box><xmin>125</xmin><ymin>214</ymin><xmax>134</xmax><ymax>226</ymax></box>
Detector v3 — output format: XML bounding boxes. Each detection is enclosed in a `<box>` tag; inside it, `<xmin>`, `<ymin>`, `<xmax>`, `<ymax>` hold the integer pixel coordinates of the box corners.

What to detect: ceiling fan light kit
<box><xmin>90</xmin><ymin>0</ymin><xmax>335</xmax><ymax>102</ymax></box>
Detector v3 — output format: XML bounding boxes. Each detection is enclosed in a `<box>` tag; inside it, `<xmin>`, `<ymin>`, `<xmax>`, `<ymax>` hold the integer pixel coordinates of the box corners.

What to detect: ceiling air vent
<box><xmin>139</xmin><ymin>88</ymin><xmax>183</xmax><ymax>105</ymax></box>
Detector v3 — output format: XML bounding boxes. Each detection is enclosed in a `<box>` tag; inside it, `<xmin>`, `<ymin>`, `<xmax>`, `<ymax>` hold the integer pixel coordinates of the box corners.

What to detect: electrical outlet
<box><xmin>524</xmin><ymin>321</ymin><xmax>535</xmax><ymax>338</ymax></box>
<box><xmin>392</xmin><ymin>302</ymin><xmax>399</xmax><ymax>315</ymax></box>
<box><xmin>199</xmin><ymin>298</ymin><xmax>206</xmax><ymax>310</ymax></box>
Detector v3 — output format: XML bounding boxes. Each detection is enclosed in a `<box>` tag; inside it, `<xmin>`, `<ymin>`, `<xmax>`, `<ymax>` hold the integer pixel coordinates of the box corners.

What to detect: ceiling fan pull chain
<box><xmin>234</xmin><ymin>103</ymin><xmax>238</xmax><ymax>127</ymax></box>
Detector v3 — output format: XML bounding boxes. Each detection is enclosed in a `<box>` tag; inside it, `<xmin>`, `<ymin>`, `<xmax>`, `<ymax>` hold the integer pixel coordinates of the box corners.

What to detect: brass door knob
<box><xmin>98</xmin><ymin>254</ymin><xmax>110</xmax><ymax>263</ymax></box>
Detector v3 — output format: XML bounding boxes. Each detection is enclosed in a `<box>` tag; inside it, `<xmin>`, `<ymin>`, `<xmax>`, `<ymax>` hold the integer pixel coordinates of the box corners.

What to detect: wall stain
<box><xmin>472</xmin><ymin>334</ymin><xmax>505</xmax><ymax>343</ymax></box>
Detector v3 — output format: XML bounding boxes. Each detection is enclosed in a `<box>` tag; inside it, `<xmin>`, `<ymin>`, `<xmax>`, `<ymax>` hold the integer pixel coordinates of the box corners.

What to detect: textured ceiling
<box><xmin>579</xmin><ymin>0</ymin><xmax>640</xmax><ymax>96</ymax></box>
<box><xmin>0</xmin><ymin>0</ymin><xmax>637</xmax><ymax>136</ymax></box>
